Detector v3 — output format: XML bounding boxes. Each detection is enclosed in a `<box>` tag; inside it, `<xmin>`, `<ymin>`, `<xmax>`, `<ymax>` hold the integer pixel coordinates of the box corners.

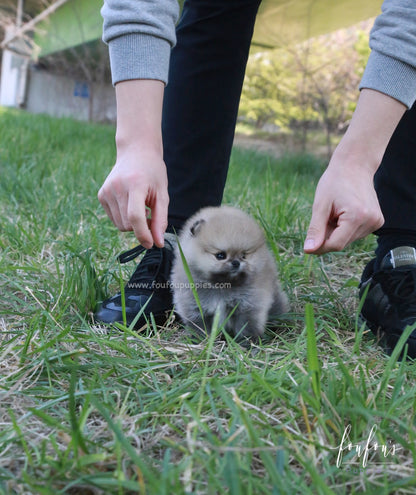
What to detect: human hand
<box><xmin>304</xmin><ymin>89</ymin><xmax>406</xmax><ymax>255</ymax></box>
<box><xmin>98</xmin><ymin>79</ymin><xmax>168</xmax><ymax>249</ymax></box>
<box><xmin>98</xmin><ymin>145</ymin><xmax>168</xmax><ymax>249</ymax></box>
<box><xmin>303</xmin><ymin>154</ymin><xmax>384</xmax><ymax>254</ymax></box>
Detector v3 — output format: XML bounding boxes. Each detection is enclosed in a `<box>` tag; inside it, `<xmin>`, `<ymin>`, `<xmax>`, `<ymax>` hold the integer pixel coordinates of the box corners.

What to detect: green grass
<box><xmin>1</xmin><ymin>108</ymin><xmax>416</xmax><ymax>494</ymax></box>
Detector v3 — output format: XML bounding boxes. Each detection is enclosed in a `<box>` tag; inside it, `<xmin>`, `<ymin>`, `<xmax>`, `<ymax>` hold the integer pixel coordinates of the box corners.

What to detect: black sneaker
<box><xmin>359</xmin><ymin>246</ymin><xmax>416</xmax><ymax>358</ymax></box>
<box><xmin>94</xmin><ymin>237</ymin><xmax>175</xmax><ymax>328</ymax></box>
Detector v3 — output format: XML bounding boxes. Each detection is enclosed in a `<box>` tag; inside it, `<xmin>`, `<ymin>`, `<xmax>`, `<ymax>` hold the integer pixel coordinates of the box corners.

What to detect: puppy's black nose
<box><xmin>231</xmin><ymin>259</ymin><xmax>240</xmax><ymax>269</ymax></box>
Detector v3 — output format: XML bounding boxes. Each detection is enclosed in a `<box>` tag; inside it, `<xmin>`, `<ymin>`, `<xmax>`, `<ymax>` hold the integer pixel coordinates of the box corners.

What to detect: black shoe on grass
<box><xmin>359</xmin><ymin>246</ymin><xmax>416</xmax><ymax>358</ymax></box>
<box><xmin>94</xmin><ymin>239</ymin><xmax>175</xmax><ymax>328</ymax></box>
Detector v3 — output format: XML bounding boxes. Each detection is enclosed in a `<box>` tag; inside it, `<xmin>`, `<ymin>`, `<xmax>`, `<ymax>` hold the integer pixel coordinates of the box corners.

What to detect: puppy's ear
<box><xmin>190</xmin><ymin>218</ymin><xmax>205</xmax><ymax>236</ymax></box>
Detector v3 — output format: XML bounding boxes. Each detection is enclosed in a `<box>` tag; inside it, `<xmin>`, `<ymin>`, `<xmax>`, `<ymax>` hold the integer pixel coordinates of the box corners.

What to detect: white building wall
<box><xmin>25</xmin><ymin>68</ymin><xmax>116</xmax><ymax>123</ymax></box>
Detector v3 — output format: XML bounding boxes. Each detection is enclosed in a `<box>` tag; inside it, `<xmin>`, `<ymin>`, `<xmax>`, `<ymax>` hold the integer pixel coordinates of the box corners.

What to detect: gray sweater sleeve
<box><xmin>359</xmin><ymin>0</ymin><xmax>416</xmax><ymax>108</ymax></box>
<box><xmin>101</xmin><ymin>0</ymin><xmax>179</xmax><ymax>85</ymax></box>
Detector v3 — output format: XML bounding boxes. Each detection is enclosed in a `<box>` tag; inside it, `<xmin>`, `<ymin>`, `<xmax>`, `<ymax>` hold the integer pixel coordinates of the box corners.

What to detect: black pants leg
<box><xmin>162</xmin><ymin>0</ymin><xmax>262</xmax><ymax>232</ymax></box>
<box><xmin>375</xmin><ymin>102</ymin><xmax>416</xmax><ymax>260</ymax></box>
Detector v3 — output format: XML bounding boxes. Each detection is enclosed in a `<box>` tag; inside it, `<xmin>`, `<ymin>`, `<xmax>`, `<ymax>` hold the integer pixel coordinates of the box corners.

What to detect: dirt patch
<box><xmin>233</xmin><ymin>133</ymin><xmax>334</xmax><ymax>160</ymax></box>
<box><xmin>233</xmin><ymin>133</ymin><xmax>292</xmax><ymax>158</ymax></box>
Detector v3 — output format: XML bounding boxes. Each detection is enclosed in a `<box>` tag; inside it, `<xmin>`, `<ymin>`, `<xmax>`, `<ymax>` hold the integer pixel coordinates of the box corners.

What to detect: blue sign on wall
<box><xmin>74</xmin><ymin>82</ymin><xmax>90</xmax><ymax>98</ymax></box>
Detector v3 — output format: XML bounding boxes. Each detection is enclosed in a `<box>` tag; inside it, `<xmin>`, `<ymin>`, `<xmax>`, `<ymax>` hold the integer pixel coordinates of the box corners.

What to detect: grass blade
<box><xmin>305</xmin><ymin>303</ymin><xmax>321</xmax><ymax>408</ymax></box>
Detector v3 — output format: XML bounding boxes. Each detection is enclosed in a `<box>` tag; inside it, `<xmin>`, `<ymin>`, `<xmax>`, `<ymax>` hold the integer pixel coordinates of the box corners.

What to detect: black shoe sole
<box><xmin>358</xmin><ymin>313</ymin><xmax>416</xmax><ymax>360</ymax></box>
<box><xmin>94</xmin><ymin>309</ymin><xmax>172</xmax><ymax>330</ymax></box>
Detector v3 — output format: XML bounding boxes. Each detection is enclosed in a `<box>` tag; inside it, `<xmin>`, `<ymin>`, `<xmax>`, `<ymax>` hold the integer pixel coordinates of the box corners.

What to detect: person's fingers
<box><xmin>98</xmin><ymin>148</ymin><xmax>169</xmax><ymax>249</ymax></box>
<box><xmin>113</xmin><ymin>193</ymin><xmax>131</xmax><ymax>232</ymax></box>
<box><xmin>127</xmin><ymin>190</ymin><xmax>154</xmax><ymax>249</ymax></box>
<box><xmin>304</xmin><ymin>200</ymin><xmax>331</xmax><ymax>254</ymax></box>
<box><xmin>313</xmin><ymin>207</ymin><xmax>385</xmax><ymax>254</ymax></box>
<box><xmin>97</xmin><ymin>190</ymin><xmax>115</xmax><ymax>226</ymax></box>
<box><xmin>150</xmin><ymin>190</ymin><xmax>169</xmax><ymax>248</ymax></box>
<box><xmin>317</xmin><ymin>216</ymin><xmax>355</xmax><ymax>254</ymax></box>
<box><xmin>98</xmin><ymin>184</ymin><xmax>131</xmax><ymax>232</ymax></box>
<box><xmin>98</xmin><ymin>187</ymin><xmax>124</xmax><ymax>231</ymax></box>
<box><xmin>354</xmin><ymin>210</ymin><xmax>385</xmax><ymax>240</ymax></box>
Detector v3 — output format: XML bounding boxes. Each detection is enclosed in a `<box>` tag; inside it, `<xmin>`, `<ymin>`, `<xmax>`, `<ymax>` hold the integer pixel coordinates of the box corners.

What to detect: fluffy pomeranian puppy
<box><xmin>171</xmin><ymin>206</ymin><xmax>288</xmax><ymax>342</ymax></box>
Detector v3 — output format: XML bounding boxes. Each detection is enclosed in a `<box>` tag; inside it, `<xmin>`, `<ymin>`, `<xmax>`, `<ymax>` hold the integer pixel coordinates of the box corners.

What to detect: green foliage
<box><xmin>239</xmin><ymin>25</ymin><xmax>372</xmax><ymax>152</ymax></box>
<box><xmin>239</xmin><ymin>50</ymin><xmax>317</xmax><ymax>131</ymax></box>
<box><xmin>354</xmin><ymin>29</ymin><xmax>372</xmax><ymax>78</ymax></box>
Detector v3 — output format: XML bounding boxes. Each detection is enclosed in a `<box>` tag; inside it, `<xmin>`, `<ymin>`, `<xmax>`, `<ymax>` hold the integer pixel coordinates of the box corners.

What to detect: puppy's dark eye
<box><xmin>241</xmin><ymin>252</ymin><xmax>247</xmax><ymax>259</ymax></box>
<box><xmin>215</xmin><ymin>251</ymin><xmax>227</xmax><ymax>260</ymax></box>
